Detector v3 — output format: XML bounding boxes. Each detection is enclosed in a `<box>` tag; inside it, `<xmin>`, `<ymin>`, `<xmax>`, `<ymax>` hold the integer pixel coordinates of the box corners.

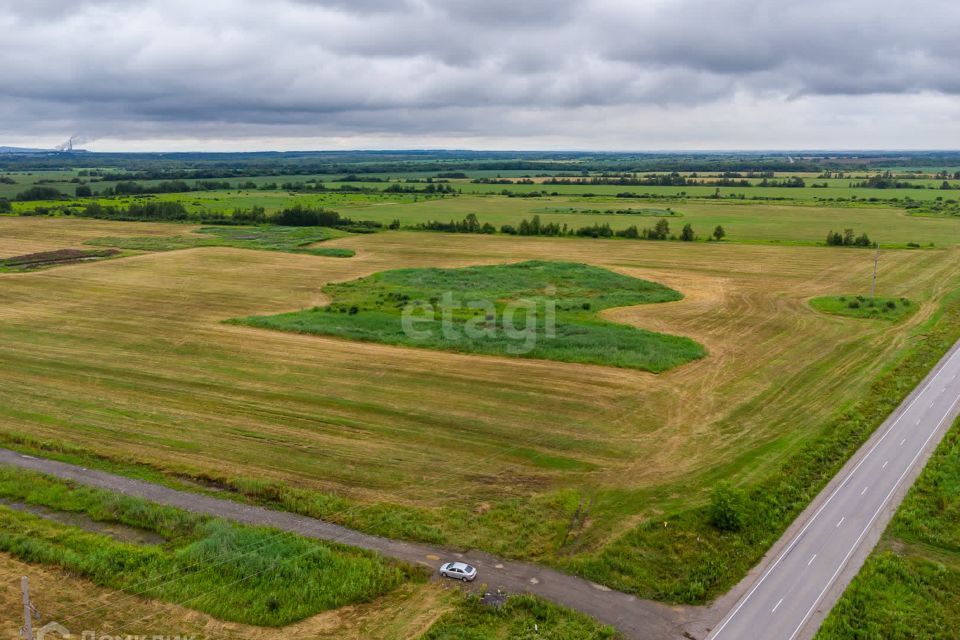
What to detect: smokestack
<box><xmin>55</xmin><ymin>134</ymin><xmax>87</xmax><ymax>152</ymax></box>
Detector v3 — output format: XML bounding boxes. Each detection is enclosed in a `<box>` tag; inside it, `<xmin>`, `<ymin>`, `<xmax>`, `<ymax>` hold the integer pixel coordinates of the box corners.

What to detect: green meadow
<box><xmin>810</xmin><ymin>295</ymin><xmax>917</xmax><ymax>322</ymax></box>
<box><xmin>234</xmin><ymin>260</ymin><xmax>706</xmax><ymax>373</ymax></box>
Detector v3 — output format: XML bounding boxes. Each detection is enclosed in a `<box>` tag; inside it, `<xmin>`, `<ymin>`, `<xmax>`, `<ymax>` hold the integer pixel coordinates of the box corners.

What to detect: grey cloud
<box><xmin>0</xmin><ymin>0</ymin><xmax>958</xmax><ymax>148</ymax></box>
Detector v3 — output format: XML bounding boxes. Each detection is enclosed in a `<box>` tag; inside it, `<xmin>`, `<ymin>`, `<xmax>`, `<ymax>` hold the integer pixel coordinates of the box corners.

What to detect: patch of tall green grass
<box><xmin>234</xmin><ymin>260</ymin><xmax>705</xmax><ymax>372</ymax></box>
<box><xmin>422</xmin><ymin>594</ymin><xmax>621</xmax><ymax>640</ymax></box>
<box><xmin>810</xmin><ymin>294</ymin><xmax>916</xmax><ymax>322</ymax></box>
<box><xmin>0</xmin><ymin>468</ymin><xmax>416</xmax><ymax>626</ymax></box>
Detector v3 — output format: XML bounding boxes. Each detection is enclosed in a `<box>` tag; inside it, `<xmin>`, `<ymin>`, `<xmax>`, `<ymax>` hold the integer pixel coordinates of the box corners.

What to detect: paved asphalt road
<box><xmin>707</xmin><ymin>341</ymin><xmax>960</xmax><ymax>640</ymax></box>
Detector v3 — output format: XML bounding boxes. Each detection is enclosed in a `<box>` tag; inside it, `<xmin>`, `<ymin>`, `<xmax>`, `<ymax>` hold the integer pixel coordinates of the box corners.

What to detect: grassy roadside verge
<box><xmin>0</xmin><ymin>467</ymin><xmax>624</xmax><ymax>638</ymax></box>
<box><xmin>422</xmin><ymin>594</ymin><xmax>621</xmax><ymax>639</ymax></box>
<box><xmin>563</xmin><ymin>288</ymin><xmax>960</xmax><ymax>603</ymax></box>
<box><xmin>0</xmin><ymin>467</ymin><xmax>419</xmax><ymax>626</ymax></box>
<box><xmin>816</xmin><ymin>415</ymin><xmax>960</xmax><ymax>639</ymax></box>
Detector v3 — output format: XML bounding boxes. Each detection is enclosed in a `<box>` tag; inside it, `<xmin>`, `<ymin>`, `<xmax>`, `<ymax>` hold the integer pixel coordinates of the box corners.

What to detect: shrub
<box><xmin>16</xmin><ymin>186</ymin><xmax>63</xmax><ymax>201</ymax></box>
<box><xmin>709</xmin><ymin>483</ymin><xmax>746</xmax><ymax>532</ymax></box>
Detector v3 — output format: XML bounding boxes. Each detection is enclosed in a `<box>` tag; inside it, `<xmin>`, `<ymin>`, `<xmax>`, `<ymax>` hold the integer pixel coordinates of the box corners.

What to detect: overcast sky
<box><xmin>2</xmin><ymin>0</ymin><xmax>959</xmax><ymax>151</ymax></box>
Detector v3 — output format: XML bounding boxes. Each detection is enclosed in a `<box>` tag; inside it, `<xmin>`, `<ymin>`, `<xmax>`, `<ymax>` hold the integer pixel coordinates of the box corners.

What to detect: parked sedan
<box><xmin>439</xmin><ymin>561</ymin><xmax>478</xmax><ymax>582</ymax></box>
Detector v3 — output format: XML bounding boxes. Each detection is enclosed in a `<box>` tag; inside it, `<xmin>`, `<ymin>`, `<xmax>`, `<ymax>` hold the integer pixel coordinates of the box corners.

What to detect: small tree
<box><xmin>709</xmin><ymin>483</ymin><xmax>747</xmax><ymax>532</ymax></box>
<box><xmin>653</xmin><ymin>219</ymin><xmax>670</xmax><ymax>240</ymax></box>
<box><xmin>712</xmin><ymin>225</ymin><xmax>726</xmax><ymax>241</ymax></box>
<box><xmin>75</xmin><ymin>185</ymin><xmax>92</xmax><ymax>197</ymax></box>
<box><xmin>680</xmin><ymin>223</ymin><xmax>696</xmax><ymax>242</ymax></box>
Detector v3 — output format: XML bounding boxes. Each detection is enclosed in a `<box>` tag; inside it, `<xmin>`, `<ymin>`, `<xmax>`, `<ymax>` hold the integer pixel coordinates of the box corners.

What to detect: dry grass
<box><xmin>1</xmin><ymin>218</ymin><xmax>958</xmax><ymax>553</ymax></box>
<box><xmin>0</xmin><ymin>553</ymin><xmax>452</xmax><ymax>640</ymax></box>
<box><xmin>0</xmin><ymin>216</ymin><xmax>197</xmax><ymax>258</ymax></box>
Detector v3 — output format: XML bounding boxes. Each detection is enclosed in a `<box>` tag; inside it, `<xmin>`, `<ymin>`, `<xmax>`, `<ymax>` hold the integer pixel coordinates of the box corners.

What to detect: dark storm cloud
<box><xmin>1</xmin><ymin>0</ymin><xmax>958</xmax><ymax>148</ymax></box>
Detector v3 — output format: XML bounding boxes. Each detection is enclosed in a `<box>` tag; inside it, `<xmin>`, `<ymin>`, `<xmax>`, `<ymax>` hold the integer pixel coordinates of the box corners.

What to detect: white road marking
<box><xmin>708</xmin><ymin>348</ymin><xmax>960</xmax><ymax>640</ymax></box>
<box><xmin>860</xmin><ymin>486</ymin><xmax>869</xmax><ymax>496</ymax></box>
<box><xmin>836</xmin><ymin>517</ymin><xmax>844</xmax><ymax>528</ymax></box>
<box><xmin>881</xmin><ymin>460</ymin><xmax>888</xmax><ymax>470</ymax></box>
<box><xmin>786</xmin><ymin>393</ymin><xmax>960</xmax><ymax>640</ymax></box>
<box><xmin>772</xmin><ymin>598</ymin><xmax>784</xmax><ymax>613</ymax></box>
<box><xmin>807</xmin><ymin>554</ymin><xmax>817</xmax><ymax>566</ymax></box>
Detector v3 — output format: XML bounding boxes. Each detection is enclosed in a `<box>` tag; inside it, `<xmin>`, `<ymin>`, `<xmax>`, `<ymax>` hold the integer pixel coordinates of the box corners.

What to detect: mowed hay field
<box><xmin>0</xmin><ymin>215</ymin><xmax>199</xmax><ymax>256</ymax></box>
<box><xmin>1</xmin><ymin>217</ymin><xmax>959</xmax><ymax>561</ymax></box>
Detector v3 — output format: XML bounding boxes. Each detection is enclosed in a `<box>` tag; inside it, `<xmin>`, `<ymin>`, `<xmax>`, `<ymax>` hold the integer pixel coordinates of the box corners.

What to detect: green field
<box><xmin>810</xmin><ymin>295</ymin><xmax>917</xmax><ymax>322</ymax></box>
<box><xmin>6</xmin><ymin>162</ymin><xmax>960</xmax><ymax>250</ymax></box>
<box><xmin>13</xmin><ymin>191</ymin><xmax>960</xmax><ymax>246</ymax></box>
<box><xmin>0</xmin><ymin>467</ymin><xmax>415</xmax><ymax>627</ymax></box>
<box><xmin>236</xmin><ymin>260</ymin><xmax>705</xmax><ymax>373</ymax></box>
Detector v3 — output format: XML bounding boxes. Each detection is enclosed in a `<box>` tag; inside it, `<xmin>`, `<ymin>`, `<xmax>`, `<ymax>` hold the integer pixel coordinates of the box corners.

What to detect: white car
<box><xmin>439</xmin><ymin>561</ymin><xmax>478</xmax><ymax>582</ymax></box>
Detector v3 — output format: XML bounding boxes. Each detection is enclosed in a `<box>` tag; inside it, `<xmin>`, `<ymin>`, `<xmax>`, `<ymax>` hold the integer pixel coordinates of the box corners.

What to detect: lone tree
<box><xmin>713</xmin><ymin>225</ymin><xmax>726</xmax><ymax>241</ymax></box>
<box><xmin>652</xmin><ymin>218</ymin><xmax>670</xmax><ymax>240</ymax></box>
<box><xmin>680</xmin><ymin>223</ymin><xmax>696</xmax><ymax>242</ymax></box>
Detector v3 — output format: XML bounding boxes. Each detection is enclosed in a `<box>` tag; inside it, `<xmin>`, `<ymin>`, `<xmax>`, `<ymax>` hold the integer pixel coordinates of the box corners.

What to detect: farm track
<box><xmin>0</xmin><ymin>448</ymin><xmax>689</xmax><ymax>640</ymax></box>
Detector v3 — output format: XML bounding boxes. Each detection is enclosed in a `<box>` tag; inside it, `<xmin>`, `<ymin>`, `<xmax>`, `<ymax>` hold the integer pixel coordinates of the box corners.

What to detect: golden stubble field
<box><xmin>1</xmin><ymin>217</ymin><xmax>958</xmax><ymax>550</ymax></box>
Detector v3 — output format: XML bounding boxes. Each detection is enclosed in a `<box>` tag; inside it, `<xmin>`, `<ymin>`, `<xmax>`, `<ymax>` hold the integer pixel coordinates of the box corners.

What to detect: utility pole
<box><xmin>871</xmin><ymin>242</ymin><xmax>880</xmax><ymax>300</ymax></box>
<box><xmin>21</xmin><ymin>577</ymin><xmax>33</xmax><ymax>640</ymax></box>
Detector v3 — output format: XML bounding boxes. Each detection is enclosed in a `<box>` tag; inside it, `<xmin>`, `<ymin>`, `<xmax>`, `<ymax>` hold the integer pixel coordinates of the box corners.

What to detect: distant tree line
<box><xmin>415</xmin><ymin>213</ymin><xmax>495</xmax><ymax>233</ymax></box>
<box><xmin>825</xmin><ymin>228</ymin><xmax>874</xmax><ymax>247</ymax></box>
<box><xmin>78</xmin><ymin>201</ymin><xmax>191</xmax><ymax>221</ymax></box>
<box><xmin>850</xmin><ymin>172</ymin><xmax>930</xmax><ymax>190</ymax></box>
<box><xmin>64</xmin><ymin>202</ymin><xmax>381</xmax><ymax>231</ymax></box>
<box><xmin>413</xmin><ymin>213</ymin><xmax>725</xmax><ymax>243</ymax></box>
<box><xmin>15</xmin><ymin>185</ymin><xmax>66</xmax><ymax>201</ymax></box>
<box><xmin>100</xmin><ymin>180</ymin><xmax>234</xmax><ymax>196</ymax></box>
<box><xmin>383</xmin><ymin>183</ymin><xmax>457</xmax><ymax>194</ymax></box>
<box><xmin>540</xmin><ymin>174</ymin><xmax>753</xmax><ymax>187</ymax></box>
